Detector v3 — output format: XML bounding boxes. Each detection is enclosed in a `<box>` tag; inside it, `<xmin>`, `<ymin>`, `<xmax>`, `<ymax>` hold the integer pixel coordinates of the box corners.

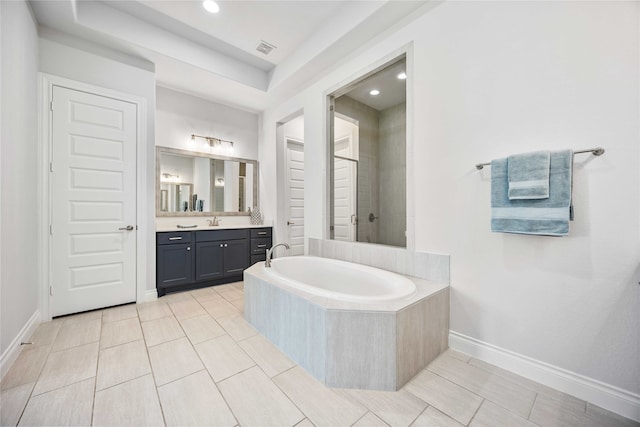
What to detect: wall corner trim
<box><xmin>0</xmin><ymin>310</ymin><xmax>41</xmax><ymax>381</ymax></box>
<box><xmin>143</xmin><ymin>289</ymin><xmax>158</xmax><ymax>302</ymax></box>
<box><xmin>449</xmin><ymin>331</ymin><xmax>640</xmax><ymax>423</ymax></box>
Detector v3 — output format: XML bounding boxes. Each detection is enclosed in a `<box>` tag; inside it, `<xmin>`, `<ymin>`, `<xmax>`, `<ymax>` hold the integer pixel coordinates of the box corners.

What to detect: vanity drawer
<box><xmin>251</xmin><ymin>238</ymin><xmax>271</xmax><ymax>255</ymax></box>
<box><xmin>250</xmin><ymin>228</ymin><xmax>272</xmax><ymax>238</ymax></box>
<box><xmin>251</xmin><ymin>254</ymin><xmax>266</xmax><ymax>265</ymax></box>
<box><xmin>157</xmin><ymin>232</ymin><xmax>193</xmax><ymax>245</ymax></box>
<box><xmin>196</xmin><ymin>229</ymin><xmax>249</xmax><ymax>242</ymax></box>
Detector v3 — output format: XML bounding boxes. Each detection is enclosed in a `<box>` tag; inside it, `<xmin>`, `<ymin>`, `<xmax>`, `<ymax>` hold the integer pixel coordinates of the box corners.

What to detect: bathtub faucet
<box><xmin>265</xmin><ymin>243</ymin><xmax>290</xmax><ymax>267</ymax></box>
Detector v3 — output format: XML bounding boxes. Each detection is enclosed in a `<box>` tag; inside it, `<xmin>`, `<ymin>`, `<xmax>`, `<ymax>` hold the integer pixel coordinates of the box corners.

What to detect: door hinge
<box><xmin>49</xmin><ymin>225</ymin><xmax>53</xmax><ymax>235</ymax></box>
<box><xmin>50</xmin><ymin>101</ymin><xmax>53</xmax><ymax>111</ymax></box>
<box><xmin>49</xmin><ymin>286</ymin><xmax>53</xmax><ymax>296</ymax></box>
<box><xmin>49</xmin><ymin>162</ymin><xmax>53</xmax><ymax>173</ymax></box>
<box><xmin>329</xmin><ymin>105</ymin><xmax>334</xmax><ymax>111</ymax></box>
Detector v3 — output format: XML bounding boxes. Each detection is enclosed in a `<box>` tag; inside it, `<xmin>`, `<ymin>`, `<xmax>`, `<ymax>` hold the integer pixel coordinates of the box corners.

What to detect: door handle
<box><xmin>119</xmin><ymin>225</ymin><xmax>134</xmax><ymax>231</ymax></box>
<box><xmin>287</xmin><ymin>220</ymin><xmax>295</xmax><ymax>226</ymax></box>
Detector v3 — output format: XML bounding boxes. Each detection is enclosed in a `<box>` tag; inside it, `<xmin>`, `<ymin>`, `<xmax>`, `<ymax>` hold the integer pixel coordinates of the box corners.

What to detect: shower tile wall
<box><xmin>335</xmin><ymin>96</ymin><xmax>379</xmax><ymax>244</ymax></box>
<box><xmin>378</xmin><ymin>103</ymin><xmax>406</xmax><ymax>247</ymax></box>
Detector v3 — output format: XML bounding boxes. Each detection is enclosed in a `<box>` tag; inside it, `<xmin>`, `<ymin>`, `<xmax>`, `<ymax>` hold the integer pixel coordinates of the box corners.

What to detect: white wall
<box><xmin>260</xmin><ymin>0</ymin><xmax>639</xmax><ymax>415</ymax></box>
<box><xmin>39</xmin><ymin>37</ymin><xmax>157</xmax><ymax>293</ymax></box>
<box><xmin>156</xmin><ymin>86</ymin><xmax>259</xmax><ymax>161</ymax></box>
<box><xmin>1</xmin><ymin>1</ymin><xmax>40</xmax><ymax>355</ymax></box>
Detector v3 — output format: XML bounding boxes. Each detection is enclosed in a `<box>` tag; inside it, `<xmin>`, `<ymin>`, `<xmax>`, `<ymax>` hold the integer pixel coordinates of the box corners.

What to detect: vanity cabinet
<box><xmin>156</xmin><ymin>227</ymin><xmax>270</xmax><ymax>296</ymax></box>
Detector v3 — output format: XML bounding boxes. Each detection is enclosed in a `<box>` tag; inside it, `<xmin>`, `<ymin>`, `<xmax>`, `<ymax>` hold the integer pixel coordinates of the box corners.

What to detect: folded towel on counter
<box><xmin>491</xmin><ymin>149</ymin><xmax>573</xmax><ymax>236</ymax></box>
<box><xmin>508</xmin><ymin>150</ymin><xmax>550</xmax><ymax>200</ymax></box>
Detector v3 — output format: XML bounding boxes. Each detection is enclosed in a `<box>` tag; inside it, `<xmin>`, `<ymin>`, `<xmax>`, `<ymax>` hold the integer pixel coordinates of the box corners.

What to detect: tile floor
<box><xmin>1</xmin><ymin>282</ymin><xmax>637</xmax><ymax>427</ymax></box>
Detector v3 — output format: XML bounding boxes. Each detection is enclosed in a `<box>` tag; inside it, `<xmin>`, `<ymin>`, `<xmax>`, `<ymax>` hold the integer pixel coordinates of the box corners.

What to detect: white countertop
<box><xmin>156</xmin><ymin>224</ymin><xmax>271</xmax><ymax>232</ymax></box>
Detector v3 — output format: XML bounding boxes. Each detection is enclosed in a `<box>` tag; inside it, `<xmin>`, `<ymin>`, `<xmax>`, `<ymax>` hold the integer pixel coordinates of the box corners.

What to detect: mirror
<box><xmin>328</xmin><ymin>55</ymin><xmax>407</xmax><ymax>247</ymax></box>
<box><xmin>156</xmin><ymin>147</ymin><xmax>258</xmax><ymax>216</ymax></box>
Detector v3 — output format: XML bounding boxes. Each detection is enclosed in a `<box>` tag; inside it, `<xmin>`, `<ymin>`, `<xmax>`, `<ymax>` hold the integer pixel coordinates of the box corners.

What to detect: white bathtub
<box><xmin>265</xmin><ymin>256</ymin><xmax>416</xmax><ymax>302</ymax></box>
<box><xmin>244</xmin><ymin>255</ymin><xmax>450</xmax><ymax>390</ymax></box>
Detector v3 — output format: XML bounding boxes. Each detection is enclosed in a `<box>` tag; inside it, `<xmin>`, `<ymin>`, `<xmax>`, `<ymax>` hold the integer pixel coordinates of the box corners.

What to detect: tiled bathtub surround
<box><xmin>308</xmin><ymin>238</ymin><xmax>450</xmax><ymax>284</ymax></box>
<box><xmin>244</xmin><ymin>262</ymin><xmax>449</xmax><ymax>390</ymax></box>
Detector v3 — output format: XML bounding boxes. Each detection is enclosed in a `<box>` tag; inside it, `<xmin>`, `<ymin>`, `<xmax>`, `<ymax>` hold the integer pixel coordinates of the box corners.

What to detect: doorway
<box><xmin>280</xmin><ymin>115</ymin><xmax>305</xmax><ymax>256</ymax></box>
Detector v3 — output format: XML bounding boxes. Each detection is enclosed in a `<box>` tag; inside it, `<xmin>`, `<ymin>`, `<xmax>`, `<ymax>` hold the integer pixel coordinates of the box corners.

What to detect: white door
<box><xmin>50</xmin><ymin>85</ymin><xmax>137</xmax><ymax>317</ymax></box>
<box><xmin>334</xmin><ymin>135</ymin><xmax>357</xmax><ymax>242</ymax></box>
<box><xmin>286</xmin><ymin>141</ymin><xmax>305</xmax><ymax>256</ymax></box>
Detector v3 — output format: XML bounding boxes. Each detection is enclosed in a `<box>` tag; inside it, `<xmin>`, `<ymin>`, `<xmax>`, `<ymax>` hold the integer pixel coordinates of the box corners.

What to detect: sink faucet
<box><xmin>207</xmin><ymin>217</ymin><xmax>219</xmax><ymax>226</ymax></box>
<box><xmin>265</xmin><ymin>243</ymin><xmax>290</xmax><ymax>267</ymax></box>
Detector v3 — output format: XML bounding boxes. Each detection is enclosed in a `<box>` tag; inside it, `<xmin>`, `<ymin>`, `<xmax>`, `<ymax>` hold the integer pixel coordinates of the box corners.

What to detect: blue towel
<box><xmin>508</xmin><ymin>151</ymin><xmax>550</xmax><ymax>200</ymax></box>
<box><xmin>491</xmin><ymin>150</ymin><xmax>573</xmax><ymax>236</ymax></box>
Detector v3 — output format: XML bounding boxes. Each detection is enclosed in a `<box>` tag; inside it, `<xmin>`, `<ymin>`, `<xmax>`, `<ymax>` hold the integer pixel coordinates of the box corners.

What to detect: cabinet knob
<box><xmin>224</xmin><ymin>244</ymin><xmax>228</xmax><ymax>247</ymax></box>
<box><xmin>186</xmin><ymin>247</ymin><xmax>191</xmax><ymax>251</ymax></box>
<box><xmin>220</xmin><ymin>244</ymin><xmax>223</xmax><ymax>247</ymax></box>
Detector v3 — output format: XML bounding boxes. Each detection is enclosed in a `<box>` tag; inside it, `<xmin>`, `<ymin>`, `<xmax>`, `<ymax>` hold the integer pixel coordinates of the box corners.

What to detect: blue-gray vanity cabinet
<box><xmin>156</xmin><ymin>232</ymin><xmax>194</xmax><ymax>294</ymax></box>
<box><xmin>194</xmin><ymin>229</ymin><xmax>249</xmax><ymax>281</ymax></box>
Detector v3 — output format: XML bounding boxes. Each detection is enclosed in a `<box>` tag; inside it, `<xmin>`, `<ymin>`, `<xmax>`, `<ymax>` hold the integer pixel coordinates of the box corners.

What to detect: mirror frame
<box><xmin>156</xmin><ymin>146</ymin><xmax>259</xmax><ymax>217</ymax></box>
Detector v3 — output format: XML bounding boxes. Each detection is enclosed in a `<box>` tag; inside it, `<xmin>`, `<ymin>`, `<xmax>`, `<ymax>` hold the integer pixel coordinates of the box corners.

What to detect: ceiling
<box><xmin>341</xmin><ymin>58</ymin><xmax>406</xmax><ymax>111</ymax></box>
<box><xmin>29</xmin><ymin>0</ymin><xmax>429</xmax><ymax>112</ymax></box>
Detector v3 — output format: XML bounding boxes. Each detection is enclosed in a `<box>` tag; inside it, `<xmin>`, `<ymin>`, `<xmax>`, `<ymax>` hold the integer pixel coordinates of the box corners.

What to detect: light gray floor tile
<box><xmin>148</xmin><ymin>337</ymin><xmax>203</xmax><ymax>386</ymax></box>
<box><xmin>200</xmin><ymin>298</ymin><xmax>240</xmax><ymax>319</ymax></box>
<box><xmin>169</xmin><ymin>298</ymin><xmax>207</xmax><ymax>320</ymax></box>
<box><xmin>102</xmin><ymin>304</ymin><xmax>138</xmax><ymax>324</ymax></box>
<box><xmin>530</xmin><ymin>394</ymin><xmax>638</xmax><ymax>427</ymax></box>
<box><xmin>32</xmin><ymin>342</ymin><xmax>98</xmax><ymax>396</ymax></box>
<box><xmin>338</xmin><ymin>388</ymin><xmax>427</xmax><ymax>427</ymax></box>
<box><xmin>231</xmin><ymin>281</ymin><xmax>244</xmax><ymax>290</ymax></box>
<box><xmin>51</xmin><ymin>317</ymin><xmax>101</xmax><ymax>352</ymax></box>
<box><xmin>468</xmin><ymin>358</ymin><xmax>586</xmax><ymax>412</ymax></box>
<box><xmin>194</xmin><ymin>334</ymin><xmax>255</xmax><ymax>382</ymax></box>
<box><xmin>27</xmin><ymin>321</ymin><xmax>62</xmax><ymax>348</ymax></box>
<box><xmin>60</xmin><ymin>310</ymin><xmax>102</xmax><ymax>325</ymax></box>
<box><xmin>354</xmin><ymin>412</ymin><xmax>389</xmax><ymax>427</ymax></box>
<box><xmin>294</xmin><ymin>419</ymin><xmax>315</xmax><ymax>427</ymax></box>
<box><xmin>100</xmin><ymin>317</ymin><xmax>143</xmax><ymax>349</ymax></box>
<box><xmin>404</xmin><ymin>370</ymin><xmax>482</xmax><ymax>425</ymax></box>
<box><xmin>141</xmin><ymin>315</ymin><xmax>184</xmax><ymax>347</ymax></box>
<box><xmin>1</xmin><ymin>345</ymin><xmax>50</xmax><ymax>390</ymax></box>
<box><xmin>444</xmin><ymin>349</ymin><xmax>471</xmax><ymax>362</ymax></box>
<box><xmin>179</xmin><ymin>314</ymin><xmax>226</xmax><ymax>344</ymax></box>
<box><xmin>470</xmin><ymin>400</ymin><xmax>537</xmax><ymax>427</ymax></box>
<box><xmin>586</xmin><ymin>403</ymin><xmax>639</xmax><ymax>427</ymax></box>
<box><xmin>229</xmin><ymin>297</ymin><xmax>244</xmax><ymax>313</ymax></box>
<box><xmin>215</xmin><ymin>283</ymin><xmax>244</xmax><ymax>301</ymax></box>
<box><xmin>93</xmin><ymin>374</ymin><xmax>164</xmax><ymax>427</ymax></box>
<box><xmin>216</xmin><ymin>313</ymin><xmax>258</xmax><ymax>341</ymax></box>
<box><xmin>238</xmin><ymin>333</ymin><xmax>295</xmax><ymax>377</ymax></box>
<box><xmin>0</xmin><ymin>382</ymin><xmax>34</xmax><ymax>426</ymax></box>
<box><xmin>137</xmin><ymin>300</ymin><xmax>173</xmax><ymax>322</ymax></box>
<box><xmin>219</xmin><ymin>366</ymin><xmax>304</xmax><ymax>427</ymax></box>
<box><xmin>96</xmin><ymin>340</ymin><xmax>151</xmax><ymax>391</ymax></box>
<box><xmin>273</xmin><ymin>366</ymin><xmax>367</xmax><ymax>427</ymax></box>
<box><xmin>428</xmin><ymin>353</ymin><xmax>536</xmax><ymax>418</ymax></box>
<box><xmin>19</xmin><ymin>378</ymin><xmax>94</xmax><ymax>427</ymax></box>
<box><xmin>163</xmin><ymin>291</ymin><xmax>194</xmax><ymax>303</ymax></box>
<box><xmin>190</xmin><ymin>287</ymin><xmax>222</xmax><ymax>303</ymax></box>
<box><xmin>158</xmin><ymin>370</ymin><xmax>236</xmax><ymax>427</ymax></box>
<box><xmin>411</xmin><ymin>407</ymin><xmax>463</xmax><ymax>426</ymax></box>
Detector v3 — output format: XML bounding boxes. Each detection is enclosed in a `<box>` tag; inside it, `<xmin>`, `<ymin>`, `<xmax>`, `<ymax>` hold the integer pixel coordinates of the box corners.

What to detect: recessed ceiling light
<box><xmin>369</xmin><ymin>89</ymin><xmax>380</xmax><ymax>96</ymax></box>
<box><xmin>397</xmin><ymin>72</ymin><xmax>407</xmax><ymax>80</ymax></box>
<box><xmin>203</xmin><ymin>0</ymin><xmax>219</xmax><ymax>14</ymax></box>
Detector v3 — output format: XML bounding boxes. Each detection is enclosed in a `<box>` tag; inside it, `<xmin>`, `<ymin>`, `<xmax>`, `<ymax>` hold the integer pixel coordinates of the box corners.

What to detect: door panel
<box><xmin>224</xmin><ymin>239</ymin><xmax>249</xmax><ymax>275</ymax></box>
<box><xmin>51</xmin><ymin>86</ymin><xmax>137</xmax><ymax>316</ymax></box>
<box><xmin>286</xmin><ymin>142</ymin><xmax>305</xmax><ymax>256</ymax></box>
<box><xmin>195</xmin><ymin>242</ymin><xmax>224</xmax><ymax>281</ymax></box>
<box><xmin>157</xmin><ymin>244</ymin><xmax>193</xmax><ymax>287</ymax></box>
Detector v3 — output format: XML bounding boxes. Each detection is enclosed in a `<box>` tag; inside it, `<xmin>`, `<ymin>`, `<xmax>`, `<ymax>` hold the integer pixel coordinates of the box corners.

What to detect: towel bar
<box><xmin>475</xmin><ymin>147</ymin><xmax>605</xmax><ymax>170</ymax></box>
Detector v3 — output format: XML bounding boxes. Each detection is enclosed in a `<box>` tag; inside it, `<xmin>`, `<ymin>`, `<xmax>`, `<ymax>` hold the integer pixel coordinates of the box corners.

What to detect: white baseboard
<box><xmin>141</xmin><ymin>289</ymin><xmax>158</xmax><ymax>302</ymax></box>
<box><xmin>0</xmin><ymin>310</ymin><xmax>41</xmax><ymax>381</ymax></box>
<box><xmin>449</xmin><ymin>331</ymin><xmax>640</xmax><ymax>422</ymax></box>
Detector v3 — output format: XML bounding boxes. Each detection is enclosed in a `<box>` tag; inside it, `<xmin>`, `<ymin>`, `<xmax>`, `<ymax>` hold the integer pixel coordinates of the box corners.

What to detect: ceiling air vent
<box><xmin>256</xmin><ymin>40</ymin><xmax>276</xmax><ymax>55</ymax></box>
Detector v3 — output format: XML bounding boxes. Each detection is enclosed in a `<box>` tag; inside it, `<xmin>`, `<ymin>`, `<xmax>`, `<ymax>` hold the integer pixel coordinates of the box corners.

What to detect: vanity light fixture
<box><xmin>191</xmin><ymin>134</ymin><xmax>234</xmax><ymax>152</ymax></box>
<box><xmin>369</xmin><ymin>89</ymin><xmax>380</xmax><ymax>96</ymax></box>
<box><xmin>161</xmin><ymin>173</ymin><xmax>180</xmax><ymax>182</ymax></box>
<box><xmin>397</xmin><ymin>72</ymin><xmax>407</xmax><ymax>80</ymax></box>
<box><xmin>203</xmin><ymin>0</ymin><xmax>220</xmax><ymax>14</ymax></box>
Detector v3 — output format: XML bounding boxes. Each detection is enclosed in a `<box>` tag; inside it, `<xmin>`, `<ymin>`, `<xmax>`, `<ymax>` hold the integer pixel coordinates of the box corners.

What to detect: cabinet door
<box><xmin>223</xmin><ymin>239</ymin><xmax>249</xmax><ymax>276</ymax></box>
<box><xmin>157</xmin><ymin>243</ymin><xmax>193</xmax><ymax>287</ymax></box>
<box><xmin>195</xmin><ymin>241</ymin><xmax>225</xmax><ymax>281</ymax></box>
